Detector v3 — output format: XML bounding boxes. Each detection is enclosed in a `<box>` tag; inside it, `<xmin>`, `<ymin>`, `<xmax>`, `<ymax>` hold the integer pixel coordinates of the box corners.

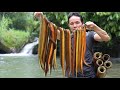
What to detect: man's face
<box><xmin>68</xmin><ymin>16</ymin><xmax>83</xmax><ymax>33</ymax></box>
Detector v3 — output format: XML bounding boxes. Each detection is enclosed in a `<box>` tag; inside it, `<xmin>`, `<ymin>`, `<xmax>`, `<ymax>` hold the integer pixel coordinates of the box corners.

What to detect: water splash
<box><xmin>20</xmin><ymin>38</ymin><xmax>38</xmax><ymax>55</ymax></box>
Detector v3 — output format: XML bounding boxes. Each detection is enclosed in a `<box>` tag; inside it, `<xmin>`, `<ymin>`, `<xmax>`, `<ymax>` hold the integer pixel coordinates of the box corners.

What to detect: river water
<box><xmin>0</xmin><ymin>55</ymin><xmax>63</xmax><ymax>78</ymax></box>
<box><xmin>0</xmin><ymin>55</ymin><xmax>119</xmax><ymax>78</ymax></box>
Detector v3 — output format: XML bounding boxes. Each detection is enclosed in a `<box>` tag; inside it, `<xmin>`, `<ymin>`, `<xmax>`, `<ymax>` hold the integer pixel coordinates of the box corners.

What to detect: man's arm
<box><xmin>93</xmin><ymin>25</ymin><xmax>110</xmax><ymax>42</ymax></box>
<box><xmin>85</xmin><ymin>21</ymin><xmax>111</xmax><ymax>42</ymax></box>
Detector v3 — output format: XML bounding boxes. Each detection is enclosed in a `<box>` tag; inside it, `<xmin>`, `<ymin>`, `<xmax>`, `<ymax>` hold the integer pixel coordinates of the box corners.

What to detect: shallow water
<box><xmin>0</xmin><ymin>55</ymin><xmax>119</xmax><ymax>78</ymax></box>
<box><xmin>0</xmin><ymin>55</ymin><xmax>63</xmax><ymax>78</ymax></box>
<box><xmin>105</xmin><ymin>63</ymin><xmax>120</xmax><ymax>78</ymax></box>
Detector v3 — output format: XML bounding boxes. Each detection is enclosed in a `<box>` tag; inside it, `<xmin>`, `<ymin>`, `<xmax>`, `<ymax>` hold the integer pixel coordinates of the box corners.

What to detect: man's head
<box><xmin>68</xmin><ymin>12</ymin><xmax>84</xmax><ymax>33</ymax></box>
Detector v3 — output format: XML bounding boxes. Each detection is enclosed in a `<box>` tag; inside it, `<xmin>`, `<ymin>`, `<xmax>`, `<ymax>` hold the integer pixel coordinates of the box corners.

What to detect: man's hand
<box><xmin>85</xmin><ymin>21</ymin><xmax>97</xmax><ymax>31</ymax></box>
<box><xmin>34</xmin><ymin>12</ymin><xmax>43</xmax><ymax>19</ymax></box>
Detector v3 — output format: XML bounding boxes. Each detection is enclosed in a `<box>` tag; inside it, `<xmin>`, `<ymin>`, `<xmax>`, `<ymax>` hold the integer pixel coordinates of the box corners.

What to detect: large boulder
<box><xmin>0</xmin><ymin>41</ymin><xmax>16</xmax><ymax>53</ymax></box>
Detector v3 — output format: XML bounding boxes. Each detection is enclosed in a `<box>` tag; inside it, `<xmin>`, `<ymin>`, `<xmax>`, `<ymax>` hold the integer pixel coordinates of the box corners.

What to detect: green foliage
<box><xmin>0</xmin><ymin>12</ymin><xmax>38</xmax><ymax>33</ymax></box>
<box><xmin>0</xmin><ymin>29</ymin><xmax>30</xmax><ymax>49</ymax></box>
<box><xmin>0</xmin><ymin>15</ymin><xmax>12</xmax><ymax>31</ymax></box>
<box><xmin>0</xmin><ymin>13</ymin><xmax>30</xmax><ymax>50</ymax></box>
<box><xmin>43</xmin><ymin>12</ymin><xmax>69</xmax><ymax>29</ymax></box>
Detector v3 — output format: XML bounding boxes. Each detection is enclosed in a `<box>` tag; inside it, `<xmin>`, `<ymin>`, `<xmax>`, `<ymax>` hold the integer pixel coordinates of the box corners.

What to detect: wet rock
<box><xmin>32</xmin><ymin>44</ymin><xmax>38</xmax><ymax>55</ymax></box>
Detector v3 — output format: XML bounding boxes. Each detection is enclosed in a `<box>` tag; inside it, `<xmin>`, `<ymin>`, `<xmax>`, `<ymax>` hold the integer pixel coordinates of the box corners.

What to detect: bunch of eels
<box><xmin>38</xmin><ymin>15</ymin><xmax>58</xmax><ymax>76</ymax></box>
<box><xmin>38</xmin><ymin>14</ymin><xmax>90</xmax><ymax>77</ymax></box>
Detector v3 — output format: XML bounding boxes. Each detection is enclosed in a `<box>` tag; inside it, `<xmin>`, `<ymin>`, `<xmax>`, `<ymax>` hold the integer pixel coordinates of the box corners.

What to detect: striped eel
<box><xmin>37</xmin><ymin>14</ymin><xmax>58</xmax><ymax>76</ymax></box>
<box><xmin>52</xmin><ymin>24</ymin><xmax>58</xmax><ymax>70</ymax></box>
<box><xmin>38</xmin><ymin>15</ymin><xmax>49</xmax><ymax>71</ymax></box>
<box><xmin>59</xmin><ymin>27</ymin><xmax>65</xmax><ymax>76</ymax></box>
<box><xmin>71</xmin><ymin>31</ymin><xmax>76</xmax><ymax>77</ymax></box>
<box><xmin>44</xmin><ymin>22</ymin><xmax>57</xmax><ymax>76</ymax></box>
<box><xmin>49</xmin><ymin>22</ymin><xmax>57</xmax><ymax>75</ymax></box>
<box><xmin>64</xmin><ymin>29</ymin><xmax>71</xmax><ymax>77</ymax></box>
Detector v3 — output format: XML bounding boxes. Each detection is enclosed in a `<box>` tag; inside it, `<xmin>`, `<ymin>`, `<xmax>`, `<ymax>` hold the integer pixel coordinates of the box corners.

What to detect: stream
<box><xmin>0</xmin><ymin>55</ymin><xmax>119</xmax><ymax>78</ymax></box>
<box><xmin>0</xmin><ymin>55</ymin><xmax>63</xmax><ymax>78</ymax></box>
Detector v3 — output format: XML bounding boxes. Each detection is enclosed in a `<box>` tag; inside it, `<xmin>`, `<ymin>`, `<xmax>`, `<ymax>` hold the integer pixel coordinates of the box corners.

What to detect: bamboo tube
<box><xmin>96</xmin><ymin>66</ymin><xmax>107</xmax><ymax>78</ymax></box>
<box><xmin>104</xmin><ymin>60</ymin><xmax>112</xmax><ymax>69</ymax></box>
<box><xmin>102</xmin><ymin>54</ymin><xmax>110</xmax><ymax>62</ymax></box>
<box><xmin>95</xmin><ymin>59</ymin><xmax>104</xmax><ymax>67</ymax></box>
<box><xmin>93</xmin><ymin>52</ymin><xmax>102</xmax><ymax>62</ymax></box>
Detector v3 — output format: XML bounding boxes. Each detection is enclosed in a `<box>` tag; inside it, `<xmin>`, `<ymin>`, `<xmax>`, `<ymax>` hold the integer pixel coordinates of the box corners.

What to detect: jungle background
<box><xmin>0</xmin><ymin>12</ymin><xmax>120</xmax><ymax>58</ymax></box>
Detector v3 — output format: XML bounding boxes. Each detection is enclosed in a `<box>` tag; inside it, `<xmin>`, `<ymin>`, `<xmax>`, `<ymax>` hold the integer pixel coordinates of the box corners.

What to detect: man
<box><xmin>34</xmin><ymin>12</ymin><xmax>110</xmax><ymax>78</ymax></box>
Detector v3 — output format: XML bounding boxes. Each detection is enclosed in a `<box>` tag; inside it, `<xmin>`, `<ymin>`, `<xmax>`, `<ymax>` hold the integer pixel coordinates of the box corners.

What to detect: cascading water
<box><xmin>0</xmin><ymin>37</ymin><xmax>39</xmax><ymax>56</ymax></box>
<box><xmin>20</xmin><ymin>38</ymin><xmax>38</xmax><ymax>55</ymax></box>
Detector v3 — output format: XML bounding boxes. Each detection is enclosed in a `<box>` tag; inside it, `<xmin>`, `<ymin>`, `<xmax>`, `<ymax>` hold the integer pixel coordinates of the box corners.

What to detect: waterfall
<box><xmin>20</xmin><ymin>38</ymin><xmax>38</xmax><ymax>55</ymax></box>
<box><xmin>0</xmin><ymin>37</ymin><xmax>39</xmax><ymax>56</ymax></box>
<box><xmin>20</xmin><ymin>39</ymin><xmax>38</xmax><ymax>54</ymax></box>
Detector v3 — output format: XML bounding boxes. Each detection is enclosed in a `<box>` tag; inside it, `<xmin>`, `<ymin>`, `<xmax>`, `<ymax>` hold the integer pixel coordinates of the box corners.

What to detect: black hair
<box><xmin>68</xmin><ymin>12</ymin><xmax>83</xmax><ymax>23</ymax></box>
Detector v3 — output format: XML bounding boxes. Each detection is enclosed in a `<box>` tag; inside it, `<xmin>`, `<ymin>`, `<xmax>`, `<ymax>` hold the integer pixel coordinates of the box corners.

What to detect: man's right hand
<box><xmin>34</xmin><ymin>12</ymin><xmax>43</xmax><ymax>19</ymax></box>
